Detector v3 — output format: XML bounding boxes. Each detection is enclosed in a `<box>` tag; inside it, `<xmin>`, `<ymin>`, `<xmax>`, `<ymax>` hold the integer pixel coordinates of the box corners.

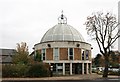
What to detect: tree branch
<box><xmin>110</xmin><ymin>35</ymin><xmax>120</xmax><ymax>46</ymax></box>
<box><xmin>103</xmin><ymin>14</ymin><xmax>109</xmax><ymax>41</ymax></box>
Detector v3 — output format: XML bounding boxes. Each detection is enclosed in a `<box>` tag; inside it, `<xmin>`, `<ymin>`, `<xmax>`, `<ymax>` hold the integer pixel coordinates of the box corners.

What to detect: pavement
<box><xmin>1</xmin><ymin>74</ymin><xmax>120</xmax><ymax>81</ymax></box>
<box><xmin>1</xmin><ymin>73</ymin><xmax>120</xmax><ymax>81</ymax></box>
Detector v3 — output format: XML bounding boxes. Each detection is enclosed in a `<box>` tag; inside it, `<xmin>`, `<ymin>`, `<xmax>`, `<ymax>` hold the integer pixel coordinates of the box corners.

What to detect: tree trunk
<box><xmin>103</xmin><ymin>56</ymin><xmax>109</xmax><ymax>77</ymax></box>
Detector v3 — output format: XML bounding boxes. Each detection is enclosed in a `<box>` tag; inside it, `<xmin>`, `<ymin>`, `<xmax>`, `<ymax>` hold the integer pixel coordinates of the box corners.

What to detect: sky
<box><xmin>0</xmin><ymin>0</ymin><xmax>119</xmax><ymax>58</ymax></box>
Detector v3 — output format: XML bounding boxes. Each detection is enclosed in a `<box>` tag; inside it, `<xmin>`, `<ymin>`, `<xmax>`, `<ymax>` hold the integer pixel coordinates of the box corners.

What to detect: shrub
<box><xmin>2</xmin><ymin>63</ymin><xmax>50</xmax><ymax>77</ymax></box>
<box><xmin>14</xmin><ymin>64</ymin><xmax>28</xmax><ymax>77</ymax></box>
<box><xmin>2</xmin><ymin>64</ymin><xmax>28</xmax><ymax>77</ymax></box>
<box><xmin>109</xmin><ymin>70</ymin><xmax>120</xmax><ymax>76</ymax></box>
<box><xmin>118</xmin><ymin>70</ymin><xmax>120</xmax><ymax>76</ymax></box>
<box><xmin>27</xmin><ymin>63</ymin><xmax>50</xmax><ymax>77</ymax></box>
<box><xmin>2</xmin><ymin>64</ymin><xmax>17</xmax><ymax>77</ymax></box>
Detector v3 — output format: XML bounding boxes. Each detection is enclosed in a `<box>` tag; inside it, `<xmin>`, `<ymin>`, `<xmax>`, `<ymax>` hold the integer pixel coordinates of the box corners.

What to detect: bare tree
<box><xmin>85</xmin><ymin>12</ymin><xmax>120</xmax><ymax>77</ymax></box>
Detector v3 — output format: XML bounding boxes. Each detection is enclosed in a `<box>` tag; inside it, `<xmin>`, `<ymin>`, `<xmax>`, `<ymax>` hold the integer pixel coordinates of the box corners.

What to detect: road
<box><xmin>2</xmin><ymin>78</ymin><xmax>120</xmax><ymax>82</ymax></box>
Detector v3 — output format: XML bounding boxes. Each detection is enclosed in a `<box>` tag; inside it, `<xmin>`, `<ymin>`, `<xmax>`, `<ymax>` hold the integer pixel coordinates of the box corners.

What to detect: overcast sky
<box><xmin>0</xmin><ymin>0</ymin><xmax>119</xmax><ymax>58</ymax></box>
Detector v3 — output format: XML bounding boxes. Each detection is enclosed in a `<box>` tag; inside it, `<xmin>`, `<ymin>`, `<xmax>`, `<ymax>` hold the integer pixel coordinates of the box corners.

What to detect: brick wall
<box><xmin>39</xmin><ymin>48</ymin><xmax>91</xmax><ymax>61</ymax></box>
<box><xmin>74</xmin><ymin>48</ymin><xmax>81</xmax><ymax>60</ymax></box>
<box><xmin>60</xmin><ymin>48</ymin><xmax>68</xmax><ymax>60</ymax></box>
<box><xmin>46</xmin><ymin>48</ymin><xmax>53</xmax><ymax>60</ymax></box>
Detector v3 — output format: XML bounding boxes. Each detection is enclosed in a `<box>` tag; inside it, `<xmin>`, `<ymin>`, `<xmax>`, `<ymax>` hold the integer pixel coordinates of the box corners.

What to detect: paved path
<box><xmin>2</xmin><ymin>73</ymin><xmax>120</xmax><ymax>81</ymax></box>
<box><xmin>2</xmin><ymin>79</ymin><xmax>120</xmax><ymax>82</ymax></box>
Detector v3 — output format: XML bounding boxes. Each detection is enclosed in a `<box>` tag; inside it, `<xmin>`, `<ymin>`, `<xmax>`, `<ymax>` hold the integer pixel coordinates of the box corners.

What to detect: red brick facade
<box><xmin>74</xmin><ymin>48</ymin><xmax>81</xmax><ymax>60</ymax></box>
<box><xmin>46</xmin><ymin>48</ymin><xmax>53</xmax><ymax>60</ymax></box>
<box><xmin>39</xmin><ymin>48</ymin><xmax>91</xmax><ymax>61</ymax></box>
<box><xmin>60</xmin><ymin>48</ymin><xmax>68</xmax><ymax>60</ymax></box>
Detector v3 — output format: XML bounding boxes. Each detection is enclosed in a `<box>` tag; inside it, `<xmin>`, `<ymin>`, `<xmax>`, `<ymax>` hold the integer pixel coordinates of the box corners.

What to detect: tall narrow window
<box><xmin>86</xmin><ymin>50</ymin><xmax>89</xmax><ymax>60</ymax></box>
<box><xmin>42</xmin><ymin>49</ymin><xmax>46</xmax><ymax>60</ymax></box>
<box><xmin>54</xmin><ymin>48</ymin><xmax>59</xmax><ymax>60</ymax></box>
<box><xmin>82</xmin><ymin>51</ymin><xmax>84</xmax><ymax>60</ymax></box>
<box><xmin>69</xmin><ymin>48</ymin><xmax>74</xmax><ymax>60</ymax></box>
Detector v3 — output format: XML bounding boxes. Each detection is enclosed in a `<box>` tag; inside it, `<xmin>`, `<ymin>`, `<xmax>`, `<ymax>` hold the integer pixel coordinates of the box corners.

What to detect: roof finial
<box><xmin>58</xmin><ymin>10</ymin><xmax>67</xmax><ymax>24</ymax></box>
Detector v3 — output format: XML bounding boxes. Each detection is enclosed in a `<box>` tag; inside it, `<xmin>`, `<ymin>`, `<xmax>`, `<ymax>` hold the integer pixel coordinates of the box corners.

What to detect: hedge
<box><xmin>2</xmin><ymin>63</ymin><xmax>50</xmax><ymax>77</ymax></box>
<box><xmin>27</xmin><ymin>63</ymin><xmax>50</xmax><ymax>77</ymax></box>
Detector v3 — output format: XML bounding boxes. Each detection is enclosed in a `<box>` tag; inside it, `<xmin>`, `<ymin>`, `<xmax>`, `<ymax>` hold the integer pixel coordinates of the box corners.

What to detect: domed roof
<box><xmin>40</xmin><ymin>12</ymin><xmax>85</xmax><ymax>43</ymax></box>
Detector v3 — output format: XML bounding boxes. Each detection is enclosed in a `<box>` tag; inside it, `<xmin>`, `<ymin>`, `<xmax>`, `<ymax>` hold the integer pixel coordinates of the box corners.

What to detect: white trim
<box><xmin>41</xmin><ymin>49</ymin><xmax>46</xmax><ymax>60</ymax></box>
<box><xmin>63</xmin><ymin>63</ymin><xmax>65</xmax><ymax>75</ymax></box>
<box><xmin>35</xmin><ymin>41</ymin><xmax>91</xmax><ymax>50</ymax></box>
<box><xmin>43</xmin><ymin>60</ymin><xmax>92</xmax><ymax>63</ymax></box>
<box><xmin>86</xmin><ymin>63</ymin><xmax>89</xmax><ymax>74</ymax></box>
<box><xmin>53</xmin><ymin>48</ymin><xmax>59</xmax><ymax>61</ymax></box>
<box><xmin>44</xmin><ymin>49</ymin><xmax>46</xmax><ymax>60</ymax></box>
<box><xmin>68</xmin><ymin>48</ymin><xmax>74</xmax><ymax>60</ymax></box>
<box><xmin>81</xmin><ymin>49</ymin><xmax>85</xmax><ymax>60</ymax></box>
<box><xmin>41</xmin><ymin>49</ymin><xmax>43</xmax><ymax>60</ymax></box>
<box><xmin>82</xmin><ymin>63</ymin><xmax>84</xmax><ymax>74</ymax></box>
<box><xmin>70</xmin><ymin>63</ymin><xmax>72</xmax><ymax>75</ymax></box>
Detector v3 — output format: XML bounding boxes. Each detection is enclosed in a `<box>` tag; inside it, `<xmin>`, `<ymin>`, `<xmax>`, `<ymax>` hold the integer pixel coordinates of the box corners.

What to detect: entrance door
<box><xmin>75</xmin><ymin>63</ymin><xmax>82</xmax><ymax>74</ymax></box>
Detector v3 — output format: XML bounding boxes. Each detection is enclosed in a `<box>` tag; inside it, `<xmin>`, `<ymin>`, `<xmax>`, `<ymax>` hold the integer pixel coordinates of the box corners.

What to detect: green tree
<box><xmin>109</xmin><ymin>51</ymin><xmax>119</xmax><ymax>67</ymax></box>
<box><xmin>94</xmin><ymin>54</ymin><xmax>102</xmax><ymax>67</ymax></box>
<box><xmin>12</xmin><ymin>42</ymin><xmax>29</xmax><ymax>64</ymax></box>
<box><xmin>34</xmin><ymin>50</ymin><xmax>42</xmax><ymax>62</ymax></box>
<box><xmin>85</xmin><ymin>12</ymin><xmax>120</xmax><ymax>77</ymax></box>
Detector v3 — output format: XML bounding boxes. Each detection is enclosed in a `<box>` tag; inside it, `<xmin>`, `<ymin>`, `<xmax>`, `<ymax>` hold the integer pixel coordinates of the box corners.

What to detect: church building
<box><xmin>34</xmin><ymin>12</ymin><xmax>92</xmax><ymax>75</ymax></box>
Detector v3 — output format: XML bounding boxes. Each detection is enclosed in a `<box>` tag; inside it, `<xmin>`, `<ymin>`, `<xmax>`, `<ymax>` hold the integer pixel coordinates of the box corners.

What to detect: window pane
<box><xmin>43</xmin><ymin>53</ymin><xmax>45</xmax><ymax>56</ymax></box>
<box><xmin>53</xmin><ymin>35</ymin><xmax>63</xmax><ymax>41</ymax></box>
<box><xmin>82</xmin><ymin>51</ymin><xmax>84</xmax><ymax>60</ymax></box>
<box><xmin>69</xmin><ymin>48</ymin><xmax>73</xmax><ymax>55</ymax></box>
<box><xmin>69</xmin><ymin>56</ymin><xmax>73</xmax><ymax>60</ymax></box>
<box><xmin>69</xmin><ymin>48</ymin><xmax>73</xmax><ymax>60</ymax></box>
<box><xmin>55</xmin><ymin>48</ymin><xmax>58</xmax><ymax>55</ymax></box>
<box><xmin>54</xmin><ymin>48</ymin><xmax>59</xmax><ymax>60</ymax></box>
<box><xmin>43</xmin><ymin>57</ymin><xmax>45</xmax><ymax>60</ymax></box>
<box><xmin>58</xmin><ymin>69</ymin><xmax>63</xmax><ymax>71</ymax></box>
<box><xmin>42</xmin><ymin>49</ymin><xmax>45</xmax><ymax>60</ymax></box>
<box><xmin>42</xmin><ymin>49</ymin><xmax>45</xmax><ymax>55</ymax></box>
<box><xmin>86</xmin><ymin>50</ymin><xmax>89</xmax><ymax>60</ymax></box>
<box><xmin>64</xmin><ymin>35</ymin><xmax>73</xmax><ymax>40</ymax></box>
